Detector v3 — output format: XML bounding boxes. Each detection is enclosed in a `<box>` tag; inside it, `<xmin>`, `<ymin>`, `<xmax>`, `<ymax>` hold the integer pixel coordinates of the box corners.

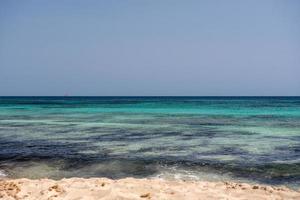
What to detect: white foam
<box><xmin>0</xmin><ymin>170</ymin><xmax>7</xmax><ymax>177</ymax></box>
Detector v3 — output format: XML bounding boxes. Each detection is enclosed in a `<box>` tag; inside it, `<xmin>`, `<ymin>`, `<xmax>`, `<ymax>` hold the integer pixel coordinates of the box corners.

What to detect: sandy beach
<box><xmin>0</xmin><ymin>178</ymin><xmax>299</xmax><ymax>200</ymax></box>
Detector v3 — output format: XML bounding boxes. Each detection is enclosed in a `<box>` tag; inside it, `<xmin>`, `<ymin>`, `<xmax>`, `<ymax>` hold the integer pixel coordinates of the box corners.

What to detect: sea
<box><xmin>0</xmin><ymin>96</ymin><xmax>299</xmax><ymax>188</ymax></box>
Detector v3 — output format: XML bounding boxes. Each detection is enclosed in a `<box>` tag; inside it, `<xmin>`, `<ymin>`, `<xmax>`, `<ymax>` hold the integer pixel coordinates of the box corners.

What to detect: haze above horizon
<box><xmin>0</xmin><ymin>0</ymin><xmax>299</xmax><ymax>96</ymax></box>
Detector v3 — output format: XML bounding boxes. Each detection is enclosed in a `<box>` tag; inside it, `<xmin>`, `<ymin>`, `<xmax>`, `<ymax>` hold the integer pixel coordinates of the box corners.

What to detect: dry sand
<box><xmin>0</xmin><ymin>177</ymin><xmax>299</xmax><ymax>200</ymax></box>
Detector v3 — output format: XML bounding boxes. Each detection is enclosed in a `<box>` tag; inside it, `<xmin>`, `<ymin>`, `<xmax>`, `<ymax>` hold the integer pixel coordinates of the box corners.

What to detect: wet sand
<box><xmin>0</xmin><ymin>178</ymin><xmax>299</xmax><ymax>200</ymax></box>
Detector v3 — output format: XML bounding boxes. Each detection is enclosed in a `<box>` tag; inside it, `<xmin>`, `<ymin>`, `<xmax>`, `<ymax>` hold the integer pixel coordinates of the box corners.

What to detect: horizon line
<box><xmin>0</xmin><ymin>95</ymin><xmax>299</xmax><ymax>97</ymax></box>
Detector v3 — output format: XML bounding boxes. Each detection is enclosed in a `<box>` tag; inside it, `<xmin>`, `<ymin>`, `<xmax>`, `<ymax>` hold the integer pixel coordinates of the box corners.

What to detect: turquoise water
<box><xmin>0</xmin><ymin>97</ymin><xmax>300</xmax><ymax>187</ymax></box>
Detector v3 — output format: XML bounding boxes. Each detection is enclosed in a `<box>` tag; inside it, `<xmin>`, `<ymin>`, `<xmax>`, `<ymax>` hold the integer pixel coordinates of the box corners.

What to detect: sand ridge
<box><xmin>0</xmin><ymin>177</ymin><xmax>299</xmax><ymax>200</ymax></box>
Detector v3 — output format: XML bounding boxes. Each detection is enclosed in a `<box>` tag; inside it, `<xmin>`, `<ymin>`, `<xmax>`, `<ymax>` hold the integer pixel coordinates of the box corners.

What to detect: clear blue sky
<box><xmin>0</xmin><ymin>0</ymin><xmax>299</xmax><ymax>96</ymax></box>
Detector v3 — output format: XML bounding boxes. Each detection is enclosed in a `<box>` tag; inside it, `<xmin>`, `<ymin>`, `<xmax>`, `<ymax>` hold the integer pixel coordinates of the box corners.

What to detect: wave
<box><xmin>0</xmin><ymin>170</ymin><xmax>7</xmax><ymax>177</ymax></box>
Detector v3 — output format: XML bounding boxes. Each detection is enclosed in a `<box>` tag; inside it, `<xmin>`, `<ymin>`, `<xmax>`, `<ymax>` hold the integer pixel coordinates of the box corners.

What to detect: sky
<box><xmin>0</xmin><ymin>0</ymin><xmax>299</xmax><ymax>96</ymax></box>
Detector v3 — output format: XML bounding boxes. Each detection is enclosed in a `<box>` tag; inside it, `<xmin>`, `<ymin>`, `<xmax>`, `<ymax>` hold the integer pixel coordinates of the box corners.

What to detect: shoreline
<box><xmin>1</xmin><ymin>177</ymin><xmax>299</xmax><ymax>200</ymax></box>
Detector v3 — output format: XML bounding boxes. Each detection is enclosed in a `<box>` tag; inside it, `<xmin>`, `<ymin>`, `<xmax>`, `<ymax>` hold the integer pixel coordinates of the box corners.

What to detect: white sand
<box><xmin>0</xmin><ymin>177</ymin><xmax>299</xmax><ymax>200</ymax></box>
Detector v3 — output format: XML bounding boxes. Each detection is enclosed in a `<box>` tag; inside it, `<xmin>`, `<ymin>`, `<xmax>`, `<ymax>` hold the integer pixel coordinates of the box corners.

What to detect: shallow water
<box><xmin>0</xmin><ymin>97</ymin><xmax>300</xmax><ymax>188</ymax></box>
